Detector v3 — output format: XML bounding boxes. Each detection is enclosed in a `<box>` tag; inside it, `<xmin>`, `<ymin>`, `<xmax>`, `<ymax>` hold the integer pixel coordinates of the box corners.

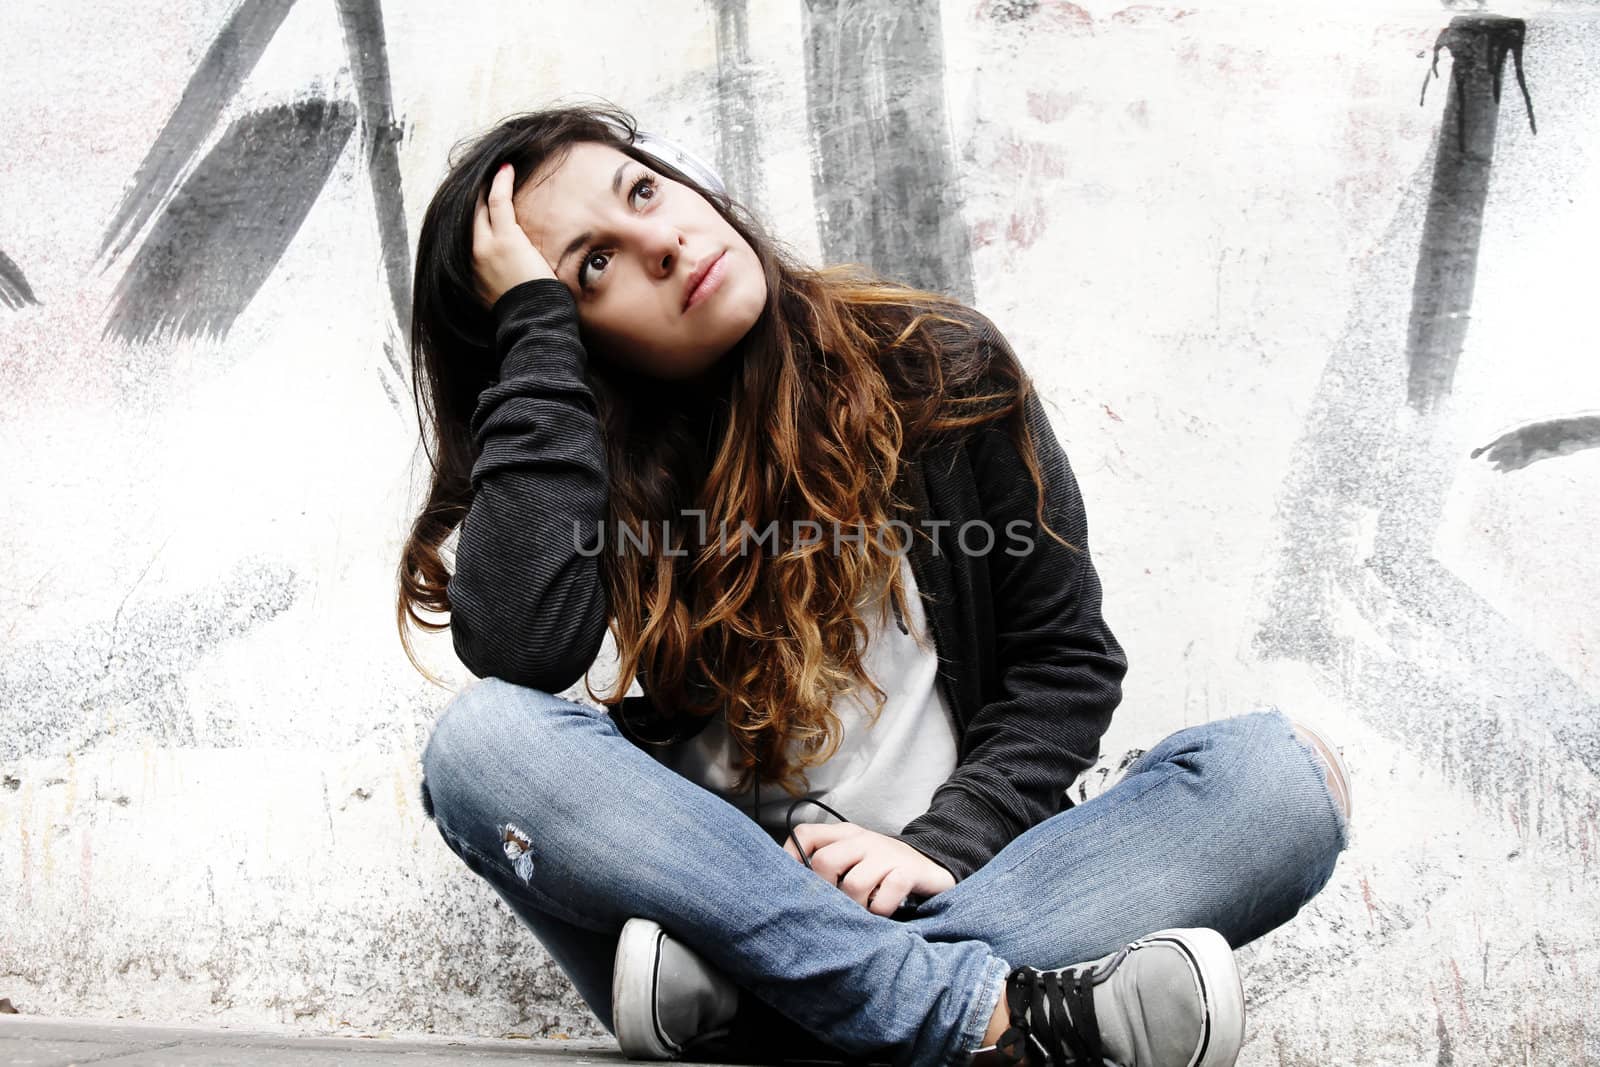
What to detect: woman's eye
<box><xmin>578</xmin><ymin>175</ymin><xmax>660</xmax><ymax>289</ymax></box>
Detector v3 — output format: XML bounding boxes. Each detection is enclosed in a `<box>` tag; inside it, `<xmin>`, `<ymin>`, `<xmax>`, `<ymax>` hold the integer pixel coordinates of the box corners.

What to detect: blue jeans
<box><xmin>420</xmin><ymin>679</ymin><xmax>1349</xmax><ymax>1067</ymax></box>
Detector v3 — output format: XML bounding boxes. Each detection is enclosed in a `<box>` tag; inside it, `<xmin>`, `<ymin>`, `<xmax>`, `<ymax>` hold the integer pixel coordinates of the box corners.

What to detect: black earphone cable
<box><xmin>749</xmin><ymin>754</ymin><xmax>925</xmax><ymax>914</ymax></box>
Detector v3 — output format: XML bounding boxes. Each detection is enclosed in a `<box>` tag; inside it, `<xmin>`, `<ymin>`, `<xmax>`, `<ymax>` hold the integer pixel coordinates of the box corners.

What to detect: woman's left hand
<box><xmin>783</xmin><ymin>822</ymin><xmax>957</xmax><ymax>916</ymax></box>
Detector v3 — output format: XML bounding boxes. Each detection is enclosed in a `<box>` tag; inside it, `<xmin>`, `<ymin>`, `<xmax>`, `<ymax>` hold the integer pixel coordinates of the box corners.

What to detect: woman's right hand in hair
<box><xmin>473</xmin><ymin>162</ymin><xmax>556</xmax><ymax>308</ymax></box>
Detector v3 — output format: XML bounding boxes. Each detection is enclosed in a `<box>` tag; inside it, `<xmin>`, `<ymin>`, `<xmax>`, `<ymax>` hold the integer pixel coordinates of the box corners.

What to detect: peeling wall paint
<box><xmin>1</xmin><ymin>1</ymin><xmax>1597</xmax><ymax>1064</ymax></box>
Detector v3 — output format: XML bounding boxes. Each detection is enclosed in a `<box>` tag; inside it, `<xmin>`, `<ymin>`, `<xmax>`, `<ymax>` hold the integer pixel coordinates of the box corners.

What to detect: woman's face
<box><xmin>513</xmin><ymin>140</ymin><xmax>768</xmax><ymax>381</ymax></box>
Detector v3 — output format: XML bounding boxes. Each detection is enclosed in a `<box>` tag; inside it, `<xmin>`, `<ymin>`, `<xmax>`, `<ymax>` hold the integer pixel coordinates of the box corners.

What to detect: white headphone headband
<box><xmin>599</xmin><ymin>117</ymin><xmax>727</xmax><ymax>198</ymax></box>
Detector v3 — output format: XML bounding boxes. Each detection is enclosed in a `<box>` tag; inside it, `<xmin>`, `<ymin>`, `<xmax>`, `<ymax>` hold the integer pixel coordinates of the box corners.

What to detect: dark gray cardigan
<box><xmin>446</xmin><ymin>277</ymin><xmax>1128</xmax><ymax>883</ymax></box>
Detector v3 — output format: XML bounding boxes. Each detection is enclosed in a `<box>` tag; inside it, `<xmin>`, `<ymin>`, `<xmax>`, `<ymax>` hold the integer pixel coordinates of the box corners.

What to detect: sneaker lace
<box><xmin>994</xmin><ymin>946</ymin><xmax>1130</xmax><ymax>1066</ymax></box>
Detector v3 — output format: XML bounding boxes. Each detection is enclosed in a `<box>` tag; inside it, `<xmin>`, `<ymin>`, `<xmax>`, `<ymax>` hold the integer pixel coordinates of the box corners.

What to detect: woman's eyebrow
<box><xmin>553</xmin><ymin>161</ymin><xmax>634</xmax><ymax>277</ymax></box>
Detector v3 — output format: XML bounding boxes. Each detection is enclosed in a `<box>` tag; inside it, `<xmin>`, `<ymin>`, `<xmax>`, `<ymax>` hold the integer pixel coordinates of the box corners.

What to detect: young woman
<box><xmin>396</xmin><ymin>103</ymin><xmax>1352</xmax><ymax>1067</ymax></box>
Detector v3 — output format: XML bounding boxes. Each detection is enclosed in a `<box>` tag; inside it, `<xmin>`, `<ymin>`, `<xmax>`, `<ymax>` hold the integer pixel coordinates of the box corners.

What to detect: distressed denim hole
<box><xmin>499</xmin><ymin>822</ymin><xmax>536</xmax><ymax>884</ymax></box>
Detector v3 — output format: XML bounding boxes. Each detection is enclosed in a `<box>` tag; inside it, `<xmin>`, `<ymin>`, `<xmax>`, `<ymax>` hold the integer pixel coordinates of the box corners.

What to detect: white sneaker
<box><xmin>988</xmin><ymin>928</ymin><xmax>1245</xmax><ymax>1067</ymax></box>
<box><xmin>612</xmin><ymin>916</ymin><xmax>740</xmax><ymax>1060</ymax></box>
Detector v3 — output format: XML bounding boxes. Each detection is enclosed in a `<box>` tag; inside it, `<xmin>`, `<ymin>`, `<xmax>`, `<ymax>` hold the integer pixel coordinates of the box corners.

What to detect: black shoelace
<box><xmin>992</xmin><ymin>947</ymin><xmax>1128</xmax><ymax>1066</ymax></box>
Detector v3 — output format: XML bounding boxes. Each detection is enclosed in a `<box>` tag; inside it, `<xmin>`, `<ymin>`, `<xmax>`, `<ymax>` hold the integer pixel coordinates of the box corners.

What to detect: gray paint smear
<box><xmin>1256</xmin><ymin>16</ymin><xmax>1600</xmax><ymax>837</ymax></box>
<box><xmin>333</xmin><ymin>0</ymin><xmax>412</xmax><ymax>371</ymax></box>
<box><xmin>97</xmin><ymin>0</ymin><xmax>299</xmax><ymax>267</ymax></box>
<box><xmin>0</xmin><ymin>248</ymin><xmax>39</xmax><ymax>309</ymax></box>
<box><xmin>378</xmin><ymin>345</ymin><xmax>402</xmax><ymax>412</ymax></box>
<box><xmin>800</xmin><ymin>0</ymin><xmax>974</xmax><ymax>304</ymax></box>
<box><xmin>102</xmin><ymin>98</ymin><xmax>357</xmax><ymax>346</ymax></box>
<box><xmin>1471</xmin><ymin>414</ymin><xmax>1600</xmax><ymax>471</ymax></box>
<box><xmin>711</xmin><ymin>0</ymin><xmax>771</xmax><ymax>220</ymax></box>
<box><xmin>0</xmin><ymin>557</ymin><xmax>301</xmax><ymax>761</ymax></box>
<box><xmin>1407</xmin><ymin>17</ymin><xmax>1536</xmax><ymax>412</ymax></box>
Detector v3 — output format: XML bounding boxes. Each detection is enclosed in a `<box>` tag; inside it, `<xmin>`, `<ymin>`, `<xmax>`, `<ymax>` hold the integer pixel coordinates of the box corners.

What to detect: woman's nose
<box><xmin>643</xmin><ymin>226</ymin><xmax>685</xmax><ymax>276</ymax></box>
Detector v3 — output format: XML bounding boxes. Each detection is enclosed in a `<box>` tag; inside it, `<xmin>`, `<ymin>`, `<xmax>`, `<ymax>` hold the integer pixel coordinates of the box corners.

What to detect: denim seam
<box><xmin>950</xmin><ymin>952</ymin><xmax>1012</xmax><ymax>1066</ymax></box>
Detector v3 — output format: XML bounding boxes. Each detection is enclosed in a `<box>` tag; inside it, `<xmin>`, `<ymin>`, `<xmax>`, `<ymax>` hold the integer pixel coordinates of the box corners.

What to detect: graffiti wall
<box><xmin>2</xmin><ymin>0</ymin><xmax>1595</xmax><ymax>1061</ymax></box>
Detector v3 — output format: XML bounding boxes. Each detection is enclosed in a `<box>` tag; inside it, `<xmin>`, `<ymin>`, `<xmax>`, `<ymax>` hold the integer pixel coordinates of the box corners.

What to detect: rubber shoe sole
<box><xmin>614</xmin><ymin>917</ymin><xmax>681</xmax><ymax>1059</ymax></box>
<box><xmin>1145</xmin><ymin>928</ymin><xmax>1244</xmax><ymax>1067</ymax></box>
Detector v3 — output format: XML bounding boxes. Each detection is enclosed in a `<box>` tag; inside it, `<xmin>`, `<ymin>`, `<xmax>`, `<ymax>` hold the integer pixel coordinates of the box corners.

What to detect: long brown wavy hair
<box><xmin>396</xmin><ymin>100</ymin><xmax>1077</xmax><ymax>800</ymax></box>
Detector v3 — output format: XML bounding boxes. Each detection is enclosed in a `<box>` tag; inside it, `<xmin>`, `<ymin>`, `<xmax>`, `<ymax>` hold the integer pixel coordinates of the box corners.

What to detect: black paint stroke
<box><xmin>0</xmin><ymin>248</ymin><xmax>39</xmax><ymax>309</ymax></box>
<box><xmin>333</xmin><ymin>0</ymin><xmax>411</xmax><ymax>367</ymax></box>
<box><xmin>800</xmin><ymin>0</ymin><xmax>974</xmax><ymax>304</ymax></box>
<box><xmin>1258</xmin><ymin>16</ymin><xmax>1600</xmax><ymax>839</ymax></box>
<box><xmin>97</xmin><ymin>0</ymin><xmax>299</xmax><ymax>267</ymax></box>
<box><xmin>1471</xmin><ymin>414</ymin><xmax>1600</xmax><ymax>472</ymax></box>
<box><xmin>1420</xmin><ymin>16</ymin><xmax>1537</xmax><ymax>150</ymax></box>
<box><xmin>1408</xmin><ymin>16</ymin><xmax>1536</xmax><ymax>412</ymax></box>
<box><xmin>102</xmin><ymin>99</ymin><xmax>357</xmax><ymax>345</ymax></box>
<box><xmin>712</xmin><ymin>0</ymin><xmax>768</xmax><ymax>217</ymax></box>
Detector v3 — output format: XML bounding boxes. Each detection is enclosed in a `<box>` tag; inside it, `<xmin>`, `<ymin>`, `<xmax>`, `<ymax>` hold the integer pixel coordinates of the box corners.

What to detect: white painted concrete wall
<box><xmin>2</xmin><ymin>0</ymin><xmax>1596</xmax><ymax>1062</ymax></box>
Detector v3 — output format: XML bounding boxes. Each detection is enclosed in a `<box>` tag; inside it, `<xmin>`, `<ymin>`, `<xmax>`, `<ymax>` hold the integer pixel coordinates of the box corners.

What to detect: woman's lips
<box><xmin>685</xmin><ymin>251</ymin><xmax>728</xmax><ymax>311</ymax></box>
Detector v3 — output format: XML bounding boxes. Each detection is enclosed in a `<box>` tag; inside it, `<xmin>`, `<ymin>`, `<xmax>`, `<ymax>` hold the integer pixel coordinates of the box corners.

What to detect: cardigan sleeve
<box><xmin>445</xmin><ymin>277</ymin><xmax>613</xmax><ymax>693</ymax></box>
<box><xmin>893</xmin><ymin>338</ymin><xmax>1128</xmax><ymax>882</ymax></box>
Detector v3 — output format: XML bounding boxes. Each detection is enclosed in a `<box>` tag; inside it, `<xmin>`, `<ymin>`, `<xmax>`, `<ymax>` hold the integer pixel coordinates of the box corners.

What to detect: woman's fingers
<box><xmin>806</xmin><ymin>836</ymin><xmax>870</xmax><ymax>896</ymax></box>
<box><xmin>835</xmin><ymin>849</ymin><xmax>882</xmax><ymax>906</ymax></box>
<box><xmin>470</xmin><ymin>162</ymin><xmax>557</xmax><ymax>308</ymax></box>
<box><xmin>471</xmin><ymin>191</ymin><xmax>492</xmax><ymax>282</ymax></box>
<box><xmin>486</xmin><ymin>163</ymin><xmax>517</xmax><ymax>235</ymax></box>
<box><xmin>470</xmin><ymin>190</ymin><xmax>495</xmax><ymax>303</ymax></box>
<box><xmin>867</xmin><ymin>870</ymin><xmax>913</xmax><ymax>918</ymax></box>
<box><xmin>473</xmin><ymin>187</ymin><xmax>490</xmax><ymax>241</ymax></box>
<box><xmin>784</xmin><ymin>824</ymin><xmax>914</xmax><ymax>915</ymax></box>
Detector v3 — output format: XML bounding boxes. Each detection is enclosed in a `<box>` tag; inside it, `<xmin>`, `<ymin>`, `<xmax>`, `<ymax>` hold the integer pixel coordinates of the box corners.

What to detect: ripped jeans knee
<box><xmin>418</xmin><ymin>678</ymin><xmax>627</xmax><ymax>931</ymax></box>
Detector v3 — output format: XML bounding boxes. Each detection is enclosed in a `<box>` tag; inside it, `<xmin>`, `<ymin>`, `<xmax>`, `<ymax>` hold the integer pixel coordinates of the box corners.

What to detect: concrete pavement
<box><xmin>0</xmin><ymin>1016</ymin><xmax>716</xmax><ymax>1066</ymax></box>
